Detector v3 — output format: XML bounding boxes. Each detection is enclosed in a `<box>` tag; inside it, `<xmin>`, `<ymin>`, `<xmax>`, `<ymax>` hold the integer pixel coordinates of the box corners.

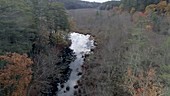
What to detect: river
<box><xmin>57</xmin><ymin>32</ymin><xmax>95</xmax><ymax>96</ymax></box>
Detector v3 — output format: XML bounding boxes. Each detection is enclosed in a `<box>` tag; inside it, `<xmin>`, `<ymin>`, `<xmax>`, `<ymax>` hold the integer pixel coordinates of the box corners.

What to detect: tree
<box><xmin>125</xmin><ymin>67</ymin><xmax>164</xmax><ymax>96</ymax></box>
<box><xmin>0</xmin><ymin>0</ymin><xmax>36</xmax><ymax>54</ymax></box>
<box><xmin>121</xmin><ymin>0</ymin><xmax>160</xmax><ymax>11</ymax></box>
<box><xmin>0</xmin><ymin>0</ymin><xmax>71</xmax><ymax>95</ymax></box>
<box><xmin>56</xmin><ymin>0</ymin><xmax>100</xmax><ymax>9</ymax></box>
<box><xmin>0</xmin><ymin>53</ymin><xmax>33</xmax><ymax>96</ymax></box>
<box><xmin>29</xmin><ymin>0</ymin><xmax>70</xmax><ymax>55</ymax></box>
<box><xmin>47</xmin><ymin>2</ymin><xmax>70</xmax><ymax>32</ymax></box>
<box><xmin>99</xmin><ymin>1</ymin><xmax>121</xmax><ymax>10</ymax></box>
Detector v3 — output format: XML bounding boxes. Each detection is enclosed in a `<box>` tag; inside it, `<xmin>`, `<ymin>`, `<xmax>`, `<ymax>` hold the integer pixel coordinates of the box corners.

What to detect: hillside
<box><xmin>55</xmin><ymin>0</ymin><xmax>101</xmax><ymax>9</ymax></box>
<box><xmin>99</xmin><ymin>1</ymin><xmax>121</xmax><ymax>10</ymax></box>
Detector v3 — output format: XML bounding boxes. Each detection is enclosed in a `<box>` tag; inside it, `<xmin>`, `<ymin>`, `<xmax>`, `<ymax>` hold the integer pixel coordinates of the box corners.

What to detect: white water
<box><xmin>57</xmin><ymin>32</ymin><xmax>95</xmax><ymax>96</ymax></box>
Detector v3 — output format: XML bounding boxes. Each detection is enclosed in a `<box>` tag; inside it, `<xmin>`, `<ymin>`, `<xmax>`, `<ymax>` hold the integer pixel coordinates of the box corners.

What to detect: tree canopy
<box><xmin>0</xmin><ymin>0</ymin><xmax>70</xmax><ymax>55</ymax></box>
<box><xmin>121</xmin><ymin>0</ymin><xmax>160</xmax><ymax>11</ymax></box>
<box><xmin>0</xmin><ymin>0</ymin><xmax>35</xmax><ymax>54</ymax></box>
<box><xmin>56</xmin><ymin>0</ymin><xmax>100</xmax><ymax>9</ymax></box>
<box><xmin>0</xmin><ymin>0</ymin><xmax>71</xmax><ymax>95</ymax></box>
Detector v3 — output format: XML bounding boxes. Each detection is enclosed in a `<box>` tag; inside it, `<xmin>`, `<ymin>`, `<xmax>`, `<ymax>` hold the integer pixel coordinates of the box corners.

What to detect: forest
<box><xmin>1</xmin><ymin>0</ymin><xmax>170</xmax><ymax>96</ymax></box>
<box><xmin>56</xmin><ymin>0</ymin><xmax>100</xmax><ymax>9</ymax></box>
<box><xmin>0</xmin><ymin>0</ymin><xmax>71</xmax><ymax>95</ymax></box>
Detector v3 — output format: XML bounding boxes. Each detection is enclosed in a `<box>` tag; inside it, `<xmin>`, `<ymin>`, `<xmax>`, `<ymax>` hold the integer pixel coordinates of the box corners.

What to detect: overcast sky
<box><xmin>82</xmin><ymin>0</ymin><xmax>113</xmax><ymax>3</ymax></box>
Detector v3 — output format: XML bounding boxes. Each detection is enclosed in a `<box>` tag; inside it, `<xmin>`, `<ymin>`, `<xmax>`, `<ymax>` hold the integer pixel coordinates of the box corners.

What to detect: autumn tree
<box><xmin>125</xmin><ymin>67</ymin><xmax>164</xmax><ymax>96</ymax></box>
<box><xmin>0</xmin><ymin>53</ymin><xmax>33</xmax><ymax>96</ymax></box>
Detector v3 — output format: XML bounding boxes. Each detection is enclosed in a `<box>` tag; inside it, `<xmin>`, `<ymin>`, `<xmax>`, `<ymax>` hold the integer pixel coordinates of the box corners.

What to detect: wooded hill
<box><xmin>54</xmin><ymin>0</ymin><xmax>101</xmax><ymax>9</ymax></box>
<box><xmin>99</xmin><ymin>0</ymin><xmax>170</xmax><ymax>11</ymax></box>
<box><xmin>121</xmin><ymin>0</ymin><xmax>170</xmax><ymax>11</ymax></box>
<box><xmin>99</xmin><ymin>1</ymin><xmax>121</xmax><ymax>10</ymax></box>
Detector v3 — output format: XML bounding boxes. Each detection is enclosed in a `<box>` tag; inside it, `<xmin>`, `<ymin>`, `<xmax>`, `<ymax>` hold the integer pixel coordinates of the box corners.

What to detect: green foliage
<box><xmin>0</xmin><ymin>60</ymin><xmax>7</xmax><ymax>69</ymax></box>
<box><xmin>99</xmin><ymin>1</ymin><xmax>121</xmax><ymax>10</ymax></box>
<box><xmin>121</xmin><ymin>0</ymin><xmax>160</xmax><ymax>11</ymax></box>
<box><xmin>29</xmin><ymin>0</ymin><xmax>70</xmax><ymax>55</ymax></box>
<box><xmin>0</xmin><ymin>0</ymin><xmax>35</xmax><ymax>54</ymax></box>
<box><xmin>0</xmin><ymin>0</ymin><xmax>70</xmax><ymax>54</ymax></box>
<box><xmin>49</xmin><ymin>31</ymin><xmax>69</xmax><ymax>46</ymax></box>
<box><xmin>125</xmin><ymin>27</ymin><xmax>150</xmax><ymax>71</ymax></box>
<box><xmin>159</xmin><ymin>37</ymin><xmax>170</xmax><ymax>86</ymax></box>
<box><xmin>56</xmin><ymin>0</ymin><xmax>100</xmax><ymax>9</ymax></box>
<box><xmin>47</xmin><ymin>2</ymin><xmax>69</xmax><ymax>32</ymax></box>
<box><xmin>159</xmin><ymin>65</ymin><xmax>170</xmax><ymax>83</ymax></box>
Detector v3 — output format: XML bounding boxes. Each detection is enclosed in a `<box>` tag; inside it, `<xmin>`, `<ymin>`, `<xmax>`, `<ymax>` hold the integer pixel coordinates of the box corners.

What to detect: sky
<box><xmin>82</xmin><ymin>0</ymin><xmax>119</xmax><ymax>3</ymax></box>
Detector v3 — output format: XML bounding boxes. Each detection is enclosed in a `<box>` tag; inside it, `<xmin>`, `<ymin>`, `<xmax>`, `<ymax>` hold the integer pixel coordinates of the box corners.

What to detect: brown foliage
<box><xmin>0</xmin><ymin>53</ymin><xmax>33</xmax><ymax>96</ymax></box>
<box><xmin>132</xmin><ymin>12</ymin><xmax>147</xmax><ymax>23</ymax></box>
<box><xmin>145</xmin><ymin>0</ymin><xmax>170</xmax><ymax>15</ymax></box>
<box><xmin>145</xmin><ymin>24</ymin><xmax>153</xmax><ymax>32</ymax></box>
<box><xmin>125</xmin><ymin>67</ymin><xmax>164</xmax><ymax>96</ymax></box>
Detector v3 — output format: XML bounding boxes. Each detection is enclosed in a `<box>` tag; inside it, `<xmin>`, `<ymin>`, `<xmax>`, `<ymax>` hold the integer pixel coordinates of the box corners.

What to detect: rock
<box><xmin>66</xmin><ymin>86</ymin><xmax>70</xmax><ymax>91</ymax></box>
<box><xmin>74</xmin><ymin>85</ymin><xmax>79</xmax><ymax>89</ymax></box>
<box><xmin>77</xmin><ymin>72</ymin><xmax>82</xmax><ymax>76</ymax></box>
<box><xmin>61</xmin><ymin>84</ymin><xmax>64</xmax><ymax>88</ymax></box>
